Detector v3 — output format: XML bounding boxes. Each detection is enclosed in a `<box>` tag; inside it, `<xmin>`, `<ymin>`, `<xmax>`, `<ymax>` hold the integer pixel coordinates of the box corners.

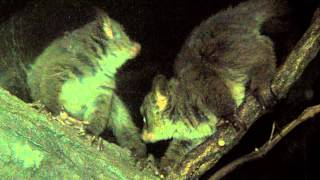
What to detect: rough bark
<box><xmin>0</xmin><ymin>1</ymin><xmax>159</xmax><ymax>179</ymax></box>
<box><xmin>0</xmin><ymin>87</ymin><xmax>158</xmax><ymax>179</ymax></box>
<box><xmin>210</xmin><ymin>104</ymin><xmax>320</xmax><ymax>180</ymax></box>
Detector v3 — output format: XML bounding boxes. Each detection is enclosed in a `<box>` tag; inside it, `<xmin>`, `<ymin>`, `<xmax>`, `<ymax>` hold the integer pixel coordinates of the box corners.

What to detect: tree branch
<box><xmin>0</xmin><ymin>88</ymin><xmax>158</xmax><ymax>179</ymax></box>
<box><xmin>168</xmin><ymin>8</ymin><xmax>320</xmax><ymax>179</ymax></box>
<box><xmin>271</xmin><ymin>8</ymin><xmax>320</xmax><ymax>99</ymax></box>
<box><xmin>210</xmin><ymin>104</ymin><xmax>320</xmax><ymax>180</ymax></box>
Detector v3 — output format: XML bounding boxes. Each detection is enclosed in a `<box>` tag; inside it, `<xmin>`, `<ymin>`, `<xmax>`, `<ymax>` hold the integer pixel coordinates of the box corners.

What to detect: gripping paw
<box><xmin>54</xmin><ymin>111</ymin><xmax>90</xmax><ymax>130</ymax></box>
<box><xmin>136</xmin><ymin>154</ymin><xmax>164</xmax><ymax>179</ymax></box>
<box><xmin>28</xmin><ymin>100</ymin><xmax>46</xmax><ymax>111</ymax></box>
<box><xmin>89</xmin><ymin>136</ymin><xmax>104</xmax><ymax>151</ymax></box>
<box><xmin>55</xmin><ymin>112</ymin><xmax>105</xmax><ymax>151</ymax></box>
<box><xmin>217</xmin><ymin>113</ymin><xmax>247</xmax><ymax>132</ymax></box>
<box><xmin>252</xmin><ymin>85</ymin><xmax>277</xmax><ymax>110</ymax></box>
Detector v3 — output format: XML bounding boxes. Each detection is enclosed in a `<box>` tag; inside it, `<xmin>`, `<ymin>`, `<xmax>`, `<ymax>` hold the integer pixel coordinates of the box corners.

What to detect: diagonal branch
<box><xmin>210</xmin><ymin>104</ymin><xmax>320</xmax><ymax>180</ymax></box>
<box><xmin>168</xmin><ymin>8</ymin><xmax>320</xmax><ymax>179</ymax></box>
<box><xmin>0</xmin><ymin>88</ymin><xmax>158</xmax><ymax>179</ymax></box>
<box><xmin>271</xmin><ymin>8</ymin><xmax>320</xmax><ymax>99</ymax></box>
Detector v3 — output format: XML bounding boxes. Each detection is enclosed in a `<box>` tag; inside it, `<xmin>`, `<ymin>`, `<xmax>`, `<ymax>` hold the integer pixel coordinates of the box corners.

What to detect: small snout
<box><xmin>130</xmin><ymin>42</ymin><xmax>141</xmax><ymax>58</ymax></box>
<box><xmin>141</xmin><ymin>130</ymin><xmax>155</xmax><ymax>143</ymax></box>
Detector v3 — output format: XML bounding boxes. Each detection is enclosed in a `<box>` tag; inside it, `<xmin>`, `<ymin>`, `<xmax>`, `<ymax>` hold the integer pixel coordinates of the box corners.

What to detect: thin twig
<box><xmin>268</xmin><ymin>121</ymin><xmax>276</xmax><ymax>143</ymax></box>
<box><xmin>210</xmin><ymin>104</ymin><xmax>320</xmax><ymax>180</ymax></box>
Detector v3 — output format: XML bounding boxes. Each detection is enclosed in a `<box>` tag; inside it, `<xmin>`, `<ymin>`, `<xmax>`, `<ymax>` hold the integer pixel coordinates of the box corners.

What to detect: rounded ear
<box><xmin>152</xmin><ymin>74</ymin><xmax>168</xmax><ymax>96</ymax></box>
<box><xmin>167</xmin><ymin>78</ymin><xmax>178</xmax><ymax>92</ymax></box>
<box><xmin>94</xmin><ymin>7</ymin><xmax>114</xmax><ymax>39</ymax></box>
<box><xmin>152</xmin><ymin>75</ymin><xmax>169</xmax><ymax>111</ymax></box>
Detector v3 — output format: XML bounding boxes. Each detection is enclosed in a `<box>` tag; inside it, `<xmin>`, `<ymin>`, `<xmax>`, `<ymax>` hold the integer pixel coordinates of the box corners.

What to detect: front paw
<box><xmin>252</xmin><ymin>85</ymin><xmax>277</xmax><ymax>109</ymax></box>
<box><xmin>89</xmin><ymin>136</ymin><xmax>104</xmax><ymax>151</ymax></box>
<box><xmin>215</xmin><ymin>112</ymin><xmax>247</xmax><ymax>133</ymax></box>
<box><xmin>53</xmin><ymin>111</ymin><xmax>90</xmax><ymax>131</ymax></box>
<box><xmin>130</xmin><ymin>144</ymin><xmax>147</xmax><ymax>158</ymax></box>
<box><xmin>136</xmin><ymin>154</ymin><xmax>164</xmax><ymax>178</ymax></box>
<box><xmin>160</xmin><ymin>155</ymin><xmax>177</xmax><ymax>176</ymax></box>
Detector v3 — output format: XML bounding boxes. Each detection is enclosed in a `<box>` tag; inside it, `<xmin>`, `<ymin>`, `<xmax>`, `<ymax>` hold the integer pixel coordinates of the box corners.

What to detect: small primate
<box><xmin>27</xmin><ymin>8</ymin><xmax>146</xmax><ymax>157</ymax></box>
<box><xmin>140</xmin><ymin>0</ymin><xmax>287</xmax><ymax>172</ymax></box>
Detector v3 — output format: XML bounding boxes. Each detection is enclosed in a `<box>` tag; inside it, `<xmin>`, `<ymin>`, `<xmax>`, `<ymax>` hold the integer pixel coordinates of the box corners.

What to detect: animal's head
<box><xmin>140</xmin><ymin>75</ymin><xmax>217</xmax><ymax>143</ymax></box>
<box><xmin>95</xmin><ymin>8</ymin><xmax>141</xmax><ymax>72</ymax></box>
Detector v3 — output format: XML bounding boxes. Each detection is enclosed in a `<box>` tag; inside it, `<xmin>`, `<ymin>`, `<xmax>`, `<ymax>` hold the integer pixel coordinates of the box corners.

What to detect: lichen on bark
<box><xmin>0</xmin><ymin>88</ymin><xmax>158</xmax><ymax>179</ymax></box>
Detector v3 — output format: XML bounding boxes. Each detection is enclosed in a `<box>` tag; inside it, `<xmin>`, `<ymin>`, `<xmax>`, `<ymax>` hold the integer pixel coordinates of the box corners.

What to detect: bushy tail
<box><xmin>218</xmin><ymin>0</ymin><xmax>289</xmax><ymax>32</ymax></box>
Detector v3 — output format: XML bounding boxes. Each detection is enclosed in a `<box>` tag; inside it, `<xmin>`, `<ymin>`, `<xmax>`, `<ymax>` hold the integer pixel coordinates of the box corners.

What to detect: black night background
<box><xmin>1</xmin><ymin>0</ymin><xmax>319</xmax><ymax>179</ymax></box>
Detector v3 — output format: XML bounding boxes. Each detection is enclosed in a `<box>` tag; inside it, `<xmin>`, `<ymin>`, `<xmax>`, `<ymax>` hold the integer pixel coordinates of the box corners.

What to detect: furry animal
<box><xmin>27</xmin><ymin>8</ymin><xmax>146</xmax><ymax>157</ymax></box>
<box><xmin>140</xmin><ymin>0</ymin><xmax>287</xmax><ymax>172</ymax></box>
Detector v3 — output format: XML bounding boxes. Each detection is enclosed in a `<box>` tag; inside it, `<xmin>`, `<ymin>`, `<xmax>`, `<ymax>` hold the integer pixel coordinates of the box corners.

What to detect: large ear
<box><xmin>152</xmin><ymin>75</ymin><xmax>169</xmax><ymax>111</ymax></box>
<box><xmin>152</xmin><ymin>74</ymin><xmax>168</xmax><ymax>95</ymax></box>
<box><xmin>94</xmin><ymin>7</ymin><xmax>114</xmax><ymax>39</ymax></box>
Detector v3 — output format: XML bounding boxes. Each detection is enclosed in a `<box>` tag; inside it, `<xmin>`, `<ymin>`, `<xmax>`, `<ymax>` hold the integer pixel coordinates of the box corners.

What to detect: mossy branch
<box><xmin>0</xmin><ymin>88</ymin><xmax>158</xmax><ymax>179</ymax></box>
<box><xmin>0</xmin><ymin>1</ymin><xmax>160</xmax><ymax>179</ymax></box>
<box><xmin>168</xmin><ymin>8</ymin><xmax>320</xmax><ymax>179</ymax></box>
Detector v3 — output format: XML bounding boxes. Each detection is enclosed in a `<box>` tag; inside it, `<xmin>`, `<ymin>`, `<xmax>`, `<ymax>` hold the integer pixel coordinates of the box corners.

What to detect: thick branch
<box><xmin>0</xmin><ymin>88</ymin><xmax>157</xmax><ymax>179</ymax></box>
<box><xmin>210</xmin><ymin>104</ymin><xmax>320</xmax><ymax>180</ymax></box>
<box><xmin>168</xmin><ymin>8</ymin><xmax>320</xmax><ymax>179</ymax></box>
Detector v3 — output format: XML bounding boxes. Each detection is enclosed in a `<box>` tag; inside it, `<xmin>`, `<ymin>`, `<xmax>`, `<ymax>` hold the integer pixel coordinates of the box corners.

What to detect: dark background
<box><xmin>1</xmin><ymin>0</ymin><xmax>320</xmax><ymax>179</ymax></box>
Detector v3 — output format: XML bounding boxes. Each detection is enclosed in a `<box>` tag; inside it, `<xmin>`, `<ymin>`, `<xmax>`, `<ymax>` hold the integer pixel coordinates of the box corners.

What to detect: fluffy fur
<box><xmin>27</xmin><ymin>8</ymin><xmax>146</xmax><ymax>157</ymax></box>
<box><xmin>140</xmin><ymin>0</ymin><xmax>287</xmax><ymax>172</ymax></box>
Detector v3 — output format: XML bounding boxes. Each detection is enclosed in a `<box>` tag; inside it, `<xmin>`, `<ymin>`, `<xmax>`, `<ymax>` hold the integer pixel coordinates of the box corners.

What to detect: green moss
<box><xmin>0</xmin><ymin>87</ymin><xmax>158</xmax><ymax>179</ymax></box>
<box><xmin>0</xmin><ymin>131</ymin><xmax>44</xmax><ymax>169</ymax></box>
